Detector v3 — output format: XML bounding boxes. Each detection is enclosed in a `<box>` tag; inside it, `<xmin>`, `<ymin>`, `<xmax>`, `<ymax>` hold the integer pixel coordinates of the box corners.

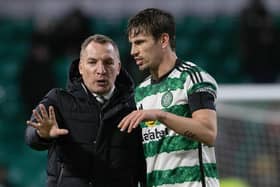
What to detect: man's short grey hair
<box><xmin>80</xmin><ymin>34</ymin><xmax>120</xmax><ymax>59</ymax></box>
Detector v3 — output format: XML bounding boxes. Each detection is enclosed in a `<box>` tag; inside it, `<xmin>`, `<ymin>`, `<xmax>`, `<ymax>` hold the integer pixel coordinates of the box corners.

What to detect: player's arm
<box><xmin>157</xmin><ymin>108</ymin><xmax>217</xmax><ymax>146</ymax></box>
<box><xmin>119</xmin><ymin>88</ymin><xmax>217</xmax><ymax>145</ymax></box>
<box><xmin>161</xmin><ymin>82</ymin><xmax>218</xmax><ymax>145</ymax></box>
<box><xmin>119</xmin><ymin>107</ymin><xmax>216</xmax><ymax>146</ymax></box>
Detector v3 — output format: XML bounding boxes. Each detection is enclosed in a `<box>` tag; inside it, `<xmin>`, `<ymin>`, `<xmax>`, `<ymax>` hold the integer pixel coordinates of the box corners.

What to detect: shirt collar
<box><xmin>92</xmin><ymin>85</ymin><xmax>115</xmax><ymax>101</ymax></box>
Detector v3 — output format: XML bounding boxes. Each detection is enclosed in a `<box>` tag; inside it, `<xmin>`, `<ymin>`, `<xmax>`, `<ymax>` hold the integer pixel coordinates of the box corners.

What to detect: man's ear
<box><xmin>161</xmin><ymin>33</ymin><xmax>170</xmax><ymax>49</ymax></box>
<box><xmin>117</xmin><ymin>61</ymin><xmax>121</xmax><ymax>75</ymax></box>
<box><xmin>78</xmin><ymin>61</ymin><xmax>83</xmax><ymax>75</ymax></box>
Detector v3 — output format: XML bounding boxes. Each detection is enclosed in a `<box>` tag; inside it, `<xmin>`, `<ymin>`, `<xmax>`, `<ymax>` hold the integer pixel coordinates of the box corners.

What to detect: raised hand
<box><xmin>26</xmin><ymin>104</ymin><xmax>69</xmax><ymax>139</ymax></box>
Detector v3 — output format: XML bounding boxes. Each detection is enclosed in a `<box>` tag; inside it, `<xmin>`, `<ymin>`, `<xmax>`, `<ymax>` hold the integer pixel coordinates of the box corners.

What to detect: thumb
<box><xmin>55</xmin><ymin>129</ymin><xmax>69</xmax><ymax>136</ymax></box>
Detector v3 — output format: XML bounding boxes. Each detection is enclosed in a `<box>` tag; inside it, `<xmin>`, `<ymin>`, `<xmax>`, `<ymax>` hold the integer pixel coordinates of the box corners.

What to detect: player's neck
<box><xmin>151</xmin><ymin>51</ymin><xmax>177</xmax><ymax>81</ymax></box>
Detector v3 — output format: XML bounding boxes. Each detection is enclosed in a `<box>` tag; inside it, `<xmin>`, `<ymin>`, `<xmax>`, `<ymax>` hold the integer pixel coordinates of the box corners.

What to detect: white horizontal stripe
<box><xmin>146</xmin><ymin>146</ymin><xmax>216</xmax><ymax>173</ymax></box>
<box><xmin>140</xmin><ymin>90</ymin><xmax>186</xmax><ymax>110</ymax></box>
<box><xmin>156</xmin><ymin>177</ymin><xmax>220</xmax><ymax>187</ymax></box>
<box><xmin>202</xmin><ymin>145</ymin><xmax>217</xmax><ymax>163</ymax></box>
<box><xmin>218</xmin><ymin>84</ymin><xmax>280</xmax><ymax>101</ymax></box>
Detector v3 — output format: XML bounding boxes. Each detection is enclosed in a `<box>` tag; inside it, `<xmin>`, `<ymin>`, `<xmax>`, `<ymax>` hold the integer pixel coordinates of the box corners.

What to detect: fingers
<box><xmin>32</xmin><ymin>104</ymin><xmax>55</xmax><ymax>124</ymax></box>
<box><xmin>26</xmin><ymin>120</ymin><xmax>40</xmax><ymax>129</ymax></box>
<box><xmin>118</xmin><ymin>113</ymin><xmax>133</xmax><ymax>131</ymax></box>
<box><xmin>39</xmin><ymin>104</ymin><xmax>49</xmax><ymax>119</ymax></box>
<box><xmin>127</xmin><ymin>113</ymin><xmax>141</xmax><ymax>133</ymax></box>
<box><xmin>118</xmin><ymin>111</ymin><xmax>143</xmax><ymax>133</ymax></box>
<box><xmin>27</xmin><ymin>105</ymin><xmax>69</xmax><ymax>138</ymax></box>
<box><xmin>33</xmin><ymin>109</ymin><xmax>43</xmax><ymax>123</ymax></box>
<box><xmin>49</xmin><ymin>106</ymin><xmax>56</xmax><ymax>122</ymax></box>
<box><xmin>118</xmin><ymin>117</ymin><xmax>130</xmax><ymax>132</ymax></box>
<box><xmin>32</xmin><ymin>104</ymin><xmax>48</xmax><ymax>123</ymax></box>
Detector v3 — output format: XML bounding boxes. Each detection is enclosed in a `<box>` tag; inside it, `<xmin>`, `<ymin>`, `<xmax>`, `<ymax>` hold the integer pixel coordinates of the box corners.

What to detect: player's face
<box><xmin>129</xmin><ymin>32</ymin><xmax>163</xmax><ymax>71</ymax></box>
<box><xmin>79</xmin><ymin>41</ymin><xmax>120</xmax><ymax>95</ymax></box>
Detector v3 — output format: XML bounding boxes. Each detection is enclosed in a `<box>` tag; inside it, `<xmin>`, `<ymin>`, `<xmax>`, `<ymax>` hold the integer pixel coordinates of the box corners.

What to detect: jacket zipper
<box><xmin>57</xmin><ymin>163</ymin><xmax>64</xmax><ymax>187</ymax></box>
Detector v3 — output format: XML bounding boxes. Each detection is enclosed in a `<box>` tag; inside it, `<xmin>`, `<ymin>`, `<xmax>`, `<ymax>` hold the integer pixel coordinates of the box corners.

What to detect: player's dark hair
<box><xmin>127</xmin><ymin>8</ymin><xmax>176</xmax><ymax>51</ymax></box>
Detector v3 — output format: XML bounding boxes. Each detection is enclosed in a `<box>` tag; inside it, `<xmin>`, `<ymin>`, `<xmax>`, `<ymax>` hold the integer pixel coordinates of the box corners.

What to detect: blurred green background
<box><xmin>0</xmin><ymin>1</ymin><xmax>280</xmax><ymax>186</ymax></box>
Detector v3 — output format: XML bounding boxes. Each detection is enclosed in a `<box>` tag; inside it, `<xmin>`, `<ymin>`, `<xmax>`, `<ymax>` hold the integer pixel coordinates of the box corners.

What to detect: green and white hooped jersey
<box><xmin>135</xmin><ymin>60</ymin><xmax>220</xmax><ymax>187</ymax></box>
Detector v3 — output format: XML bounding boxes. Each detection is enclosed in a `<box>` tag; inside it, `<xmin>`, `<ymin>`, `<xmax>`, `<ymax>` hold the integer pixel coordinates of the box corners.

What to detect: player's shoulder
<box><xmin>176</xmin><ymin>59</ymin><xmax>217</xmax><ymax>85</ymax></box>
<box><xmin>175</xmin><ymin>60</ymin><xmax>203</xmax><ymax>73</ymax></box>
<box><xmin>175</xmin><ymin>60</ymin><xmax>204</xmax><ymax>81</ymax></box>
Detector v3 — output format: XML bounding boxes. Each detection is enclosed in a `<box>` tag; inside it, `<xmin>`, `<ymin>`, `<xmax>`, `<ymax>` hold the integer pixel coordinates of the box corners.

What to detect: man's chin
<box><xmin>95</xmin><ymin>87</ymin><xmax>109</xmax><ymax>95</ymax></box>
<box><xmin>139</xmin><ymin>66</ymin><xmax>147</xmax><ymax>71</ymax></box>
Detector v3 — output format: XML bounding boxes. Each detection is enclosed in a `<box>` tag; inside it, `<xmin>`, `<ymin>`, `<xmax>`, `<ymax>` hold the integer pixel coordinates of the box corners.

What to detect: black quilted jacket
<box><xmin>25</xmin><ymin>59</ymin><xmax>146</xmax><ymax>187</ymax></box>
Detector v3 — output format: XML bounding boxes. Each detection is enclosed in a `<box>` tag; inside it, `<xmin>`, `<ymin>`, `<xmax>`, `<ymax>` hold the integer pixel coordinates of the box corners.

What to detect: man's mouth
<box><xmin>97</xmin><ymin>80</ymin><xmax>107</xmax><ymax>86</ymax></box>
<box><xmin>135</xmin><ymin>58</ymin><xmax>143</xmax><ymax>65</ymax></box>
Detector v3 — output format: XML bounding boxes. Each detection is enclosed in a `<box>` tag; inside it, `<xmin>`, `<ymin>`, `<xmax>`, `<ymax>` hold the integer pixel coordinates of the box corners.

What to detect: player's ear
<box><xmin>160</xmin><ymin>33</ymin><xmax>170</xmax><ymax>49</ymax></box>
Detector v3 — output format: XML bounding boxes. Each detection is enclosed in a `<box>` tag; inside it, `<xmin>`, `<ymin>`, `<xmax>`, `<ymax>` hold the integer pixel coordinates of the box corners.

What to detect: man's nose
<box><xmin>96</xmin><ymin>62</ymin><xmax>106</xmax><ymax>74</ymax></box>
<box><xmin>130</xmin><ymin>45</ymin><xmax>138</xmax><ymax>57</ymax></box>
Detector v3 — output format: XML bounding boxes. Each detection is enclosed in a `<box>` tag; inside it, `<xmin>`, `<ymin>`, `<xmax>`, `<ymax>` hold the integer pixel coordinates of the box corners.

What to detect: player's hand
<box><xmin>26</xmin><ymin>104</ymin><xmax>69</xmax><ymax>139</ymax></box>
<box><xmin>118</xmin><ymin>109</ymin><xmax>162</xmax><ymax>133</ymax></box>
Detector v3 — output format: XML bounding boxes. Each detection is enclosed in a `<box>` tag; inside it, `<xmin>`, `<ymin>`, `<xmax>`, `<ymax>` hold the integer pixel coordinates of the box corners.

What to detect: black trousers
<box><xmin>47</xmin><ymin>176</ymin><xmax>140</xmax><ymax>187</ymax></box>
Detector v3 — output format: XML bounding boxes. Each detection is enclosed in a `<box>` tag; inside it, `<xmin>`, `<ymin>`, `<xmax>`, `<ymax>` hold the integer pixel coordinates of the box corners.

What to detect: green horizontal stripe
<box><xmin>163</xmin><ymin>104</ymin><xmax>191</xmax><ymax>117</ymax></box>
<box><xmin>135</xmin><ymin>72</ymin><xmax>188</xmax><ymax>102</ymax></box>
<box><xmin>144</xmin><ymin>135</ymin><xmax>199</xmax><ymax>157</ymax></box>
<box><xmin>147</xmin><ymin>163</ymin><xmax>218</xmax><ymax>187</ymax></box>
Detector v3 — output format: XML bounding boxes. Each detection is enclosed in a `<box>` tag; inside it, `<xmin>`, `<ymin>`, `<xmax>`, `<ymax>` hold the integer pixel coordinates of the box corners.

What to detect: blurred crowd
<box><xmin>19</xmin><ymin>8</ymin><xmax>91</xmax><ymax>118</ymax></box>
<box><xmin>239</xmin><ymin>0</ymin><xmax>280</xmax><ymax>83</ymax></box>
<box><xmin>18</xmin><ymin>0</ymin><xmax>280</xmax><ymax>116</ymax></box>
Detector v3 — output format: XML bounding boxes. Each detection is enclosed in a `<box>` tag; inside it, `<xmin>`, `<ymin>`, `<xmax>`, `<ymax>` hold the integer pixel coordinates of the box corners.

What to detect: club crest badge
<box><xmin>161</xmin><ymin>91</ymin><xmax>173</xmax><ymax>107</ymax></box>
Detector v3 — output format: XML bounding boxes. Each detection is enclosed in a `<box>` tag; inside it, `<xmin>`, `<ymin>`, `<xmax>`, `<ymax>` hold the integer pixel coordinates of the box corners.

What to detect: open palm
<box><xmin>26</xmin><ymin>104</ymin><xmax>68</xmax><ymax>138</ymax></box>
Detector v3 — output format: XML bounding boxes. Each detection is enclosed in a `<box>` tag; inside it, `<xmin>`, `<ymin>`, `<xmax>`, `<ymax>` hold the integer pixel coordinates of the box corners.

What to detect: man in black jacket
<box><xmin>25</xmin><ymin>34</ymin><xmax>146</xmax><ymax>187</ymax></box>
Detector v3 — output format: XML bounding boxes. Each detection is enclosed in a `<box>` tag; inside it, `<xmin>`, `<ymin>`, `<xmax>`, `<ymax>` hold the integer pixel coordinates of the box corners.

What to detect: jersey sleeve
<box><xmin>185</xmin><ymin>66</ymin><xmax>218</xmax><ymax>113</ymax></box>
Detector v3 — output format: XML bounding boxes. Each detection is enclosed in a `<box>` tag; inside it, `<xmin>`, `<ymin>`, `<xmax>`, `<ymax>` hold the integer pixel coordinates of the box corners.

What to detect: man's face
<box><xmin>129</xmin><ymin>31</ymin><xmax>163</xmax><ymax>71</ymax></box>
<box><xmin>79</xmin><ymin>42</ymin><xmax>120</xmax><ymax>95</ymax></box>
